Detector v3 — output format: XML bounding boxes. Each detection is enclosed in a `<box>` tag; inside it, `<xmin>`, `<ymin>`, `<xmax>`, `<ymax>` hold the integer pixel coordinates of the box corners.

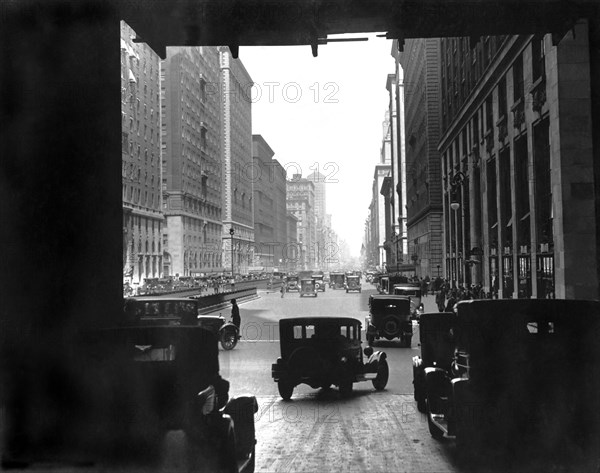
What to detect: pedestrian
<box><xmin>445</xmin><ymin>291</ymin><xmax>458</xmax><ymax>312</ymax></box>
<box><xmin>231</xmin><ymin>299</ymin><xmax>240</xmax><ymax>329</ymax></box>
<box><xmin>436</xmin><ymin>289</ymin><xmax>446</xmax><ymax>312</ymax></box>
<box><xmin>280</xmin><ymin>284</ymin><xmax>285</xmax><ymax>298</ymax></box>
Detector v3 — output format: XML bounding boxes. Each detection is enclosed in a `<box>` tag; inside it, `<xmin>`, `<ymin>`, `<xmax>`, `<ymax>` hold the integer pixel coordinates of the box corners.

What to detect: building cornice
<box><xmin>438</xmin><ymin>35</ymin><xmax>532</xmax><ymax>152</ymax></box>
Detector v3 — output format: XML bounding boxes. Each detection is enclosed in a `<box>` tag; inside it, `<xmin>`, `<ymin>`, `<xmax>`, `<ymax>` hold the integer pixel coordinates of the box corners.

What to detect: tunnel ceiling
<box><xmin>117</xmin><ymin>0</ymin><xmax>600</xmax><ymax>57</ymax></box>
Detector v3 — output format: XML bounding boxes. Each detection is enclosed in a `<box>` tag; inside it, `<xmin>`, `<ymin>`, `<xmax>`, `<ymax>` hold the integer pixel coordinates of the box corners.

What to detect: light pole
<box><xmin>229</xmin><ymin>227</ymin><xmax>234</xmax><ymax>278</ymax></box>
<box><xmin>449</xmin><ymin>171</ymin><xmax>466</xmax><ymax>286</ymax></box>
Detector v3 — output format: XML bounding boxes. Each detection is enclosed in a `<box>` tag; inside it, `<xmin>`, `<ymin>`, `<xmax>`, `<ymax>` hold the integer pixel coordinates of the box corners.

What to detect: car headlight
<box><xmin>340</xmin><ymin>356</ymin><xmax>347</xmax><ymax>363</ymax></box>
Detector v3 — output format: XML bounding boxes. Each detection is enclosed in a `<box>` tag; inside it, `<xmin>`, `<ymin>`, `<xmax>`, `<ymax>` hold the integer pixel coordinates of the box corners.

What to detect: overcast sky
<box><xmin>240</xmin><ymin>34</ymin><xmax>395</xmax><ymax>257</ymax></box>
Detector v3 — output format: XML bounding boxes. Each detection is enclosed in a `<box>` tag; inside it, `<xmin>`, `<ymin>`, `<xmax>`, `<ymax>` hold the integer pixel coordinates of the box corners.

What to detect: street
<box><xmin>211</xmin><ymin>284</ymin><xmax>461</xmax><ymax>472</ymax></box>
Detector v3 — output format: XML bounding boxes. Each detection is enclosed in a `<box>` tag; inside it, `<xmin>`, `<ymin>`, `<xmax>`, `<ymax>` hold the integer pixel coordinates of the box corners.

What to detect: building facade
<box><xmin>220</xmin><ymin>48</ymin><xmax>254</xmax><ymax>276</ymax></box>
<box><xmin>438</xmin><ymin>24</ymin><xmax>598</xmax><ymax>299</ymax></box>
<box><xmin>161</xmin><ymin>46</ymin><xmax>223</xmax><ymax>277</ymax></box>
<box><xmin>306</xmin><ymin>171</ymin><xmax>328</xmax><ymax>267</ymax></box>
<box><xmin>252</xmin><ymin>134</ymin><xmax>287</xmax><ymax>271</ymax></box>
<box><xmin>121</xmin><ymin>21</ymin><xmax>164</xmax><ymax>285</ymax></box>
<box><xmin>286</xmin><ymin>175</ymin><xmax>316</xmax><ymax>270</ymax></box>
<box><xmin>398</xmin><ymin>38</ymin><xmax>444</xmax><ymax>279</ymax></box>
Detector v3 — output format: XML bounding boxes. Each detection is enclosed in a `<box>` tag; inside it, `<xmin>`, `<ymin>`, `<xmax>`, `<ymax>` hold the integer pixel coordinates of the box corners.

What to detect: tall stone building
<box><xmin>161</xmin><ymin>46</ymin><xmax>223</xmax><ymax>277</ymax></box>
<box><xmin>438</xmin><ymin>25</ymin><xmax>598</xmax><ymax>299</ymax></box>
<box><xmin>306</xmin><ymin>171</ymin><xmax>328</xmax><ymax>267</ymax></box>
<box><xmin>397</xmin><ymin>38</ymin><xmax>444</xmax><ymax>279</ymax></box>
<box><xmin>220</xmin><ymin>47</ymin><xmax>254</xmax><ymax>276</ymax></box>
<box><xmin>366</xmin><ymin>111</ymin><xmax>392</xmax><ymax>271</ymax></box>
<box><xmin>252</xmin><ymin>135</ymin><xmax>287</xmax><ymax>271</ymax></box>
<box><xmin>121</xmin><ymin>21</ymin><xmax>163</xmax><ymax>286</ymax></box>
<box><xmin>287</xmin><ymin>175</ymin><xmax>316</xmax><ymax>270</ymax></box>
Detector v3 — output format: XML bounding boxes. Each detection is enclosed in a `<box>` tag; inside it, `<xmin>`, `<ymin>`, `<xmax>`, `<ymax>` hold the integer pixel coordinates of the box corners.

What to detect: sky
<box><xmin>239</xmin><ymin>34</ymin><xmax>395</xmax><ymax>257</ymax></box>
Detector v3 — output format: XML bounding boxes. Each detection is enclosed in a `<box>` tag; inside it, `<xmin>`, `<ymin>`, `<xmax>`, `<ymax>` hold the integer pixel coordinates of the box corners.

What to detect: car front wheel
<box><xmin>278</xmin><ymin>381</ymin><xmax>294</xmax><ymax>401</ymax></box>
<box><xmin>220</xmin><ymin>328</ymin><xmax>238</xmax><ymax>350</ymax></box>
<box><xmin>372</xmin><ymin>359</ymin><xmax>389</xmax><ymax>391</ymax></box>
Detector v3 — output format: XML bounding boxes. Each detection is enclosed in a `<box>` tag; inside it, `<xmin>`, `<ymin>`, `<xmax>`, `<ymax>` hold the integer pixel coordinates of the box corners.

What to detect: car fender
<box><xmin>364</xmin><ymin>350</ymin><xmax>387</xmax><ymax>372</ymax></box>
<box><xmin>218</xmin><ymin>321</ymin><xmax>238</xmax><ymax>335</ymax></box>
<box><xmin>222</xmin><ymin>395</ymin><xmax>258</xmax><ymax>458</ymax></box>
<box><xmin>424</xmin><ymin>367</ymin><xmax>448</xmax><ymax>404</ymax></box>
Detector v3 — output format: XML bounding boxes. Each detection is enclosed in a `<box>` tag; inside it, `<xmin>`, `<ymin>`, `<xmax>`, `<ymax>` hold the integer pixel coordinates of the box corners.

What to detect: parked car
<box><xmin>392</xmin><ymin>283</ymin><xmax>424</xmax><ymax>318</ymax></box>
<box><xmin>123</xmin><ymin>297</ymin><xmax>199</xmax><ymax>326</ymax></box>
<box><xmin>424</xmin><ymin>299</ymin><xmax>600</xmax><ymax>457</ymax></box>
<box><xmin>299</xmin><ymin>278</ymin><xmax>318</xmax><ymax>297</ymax></box>
<box><xmin>365</xmin><ymin>295</ymin><xmax>413</xmax><ymax>346</ymax></box>
<box><xmin>312</xmin><ymin>274</ymin><xmax>326</xmax><ymax>292</ymax></box>
<box><xmin>329</xmin><ymin>272</ymin><xmax>346</xmax><ymax>289</ymax></box>
<box><xmin>78</xmin><ymin>323</ymin><xmax>257</xmax><ymax>472</ymax></box>
<box><xmin>345</xmin><ymin>275</ymin><xmax>362</xmax><ymax>293</ymax></box>
<box><xmin>123</xmin><ymin>297</ymin><xmax>240</xmax><ymax>350</ymax></box>
<box><xmin>271</xmin><ymin>317</ymin><xmax>389</xmax><ymax>400</ymax></box>
<box><xmin>412</xmin><ymin>311</ymin><xmax>456</xmax><ymax>413</ymax></box>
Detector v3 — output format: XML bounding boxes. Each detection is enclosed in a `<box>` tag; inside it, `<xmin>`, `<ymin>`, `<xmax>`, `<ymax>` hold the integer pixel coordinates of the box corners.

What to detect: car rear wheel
<box><xmin>278</xmin><ymin>381</ymin><xmax>294</xmax><ymax>401</ymax></box>
<box><xmin>383</xmin><ymin>317</ymin><xmax>399</xmax><ymax>337</ymax></box>
<box><xmin>372</xmin><ymin>359</ymin><xmax>389</xmax><ymax>391</ymax></box>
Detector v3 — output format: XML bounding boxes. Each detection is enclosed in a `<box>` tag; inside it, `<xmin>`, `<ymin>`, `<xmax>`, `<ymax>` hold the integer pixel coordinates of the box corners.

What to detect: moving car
<box><xmin>423</xmin><ymin>299</ymin><xmax>600</xmax><ymax>457</ymax></box>
<box><xmin>299</xmin><ymin>278</ymin><xmax>318</xmax><ymax>297</ymax></box>
<box><xmin>329</xmin><ymin>272</ymin><xmax>346</xmax><ymax>289</ymax></box>
<box><xmin>271</xmin><ymin>317</ymin><xmax>389</xmax><ymax>400</ymax></box>
<box><xmin>78</xmin><ymin>319</ymin><xmax>258</xmax><ymax>471</ymax></box>
<box><xmin>285</xmin><ymin>275</ymin><xmax>299</xmax><ymax>292</ymax></box>
<box><xmin>345</xmin><ymin>274</ymin><xmax>362</xmax><ymax>293</ymax></box>
<box><xmin>312</xmin><ymin>274</ymin><xmax>326</xmax><ymax>292</ymax></box>
<box><xmin>392</xmin><ymin>283</ymin><xmax>424</xmax><ymax>318</ymax></box>
<box><xmin>365</xmin><ymin>295</ymin><xmax>413</xmax><ymax>346</ymax></box>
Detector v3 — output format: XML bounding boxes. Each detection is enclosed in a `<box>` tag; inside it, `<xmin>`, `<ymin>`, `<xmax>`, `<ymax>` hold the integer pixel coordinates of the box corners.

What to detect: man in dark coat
<box><xmin>231</xmin><ymin>299</ymin><xmax>240</xmax><ymax>329</ymax></box>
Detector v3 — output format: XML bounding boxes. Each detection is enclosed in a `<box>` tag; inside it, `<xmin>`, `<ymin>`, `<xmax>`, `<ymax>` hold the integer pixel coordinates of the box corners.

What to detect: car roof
<box><xmin>369</xmin><ymin>294</ymin><xmax>411</xmax><ymax>301</ymax></box>
<box><xmin>125</xmin><ymin>297</ymin><xmax>197</xmax><ymax>303</ymax></box>
<box><xmin>280</xmin><ymin>316</ymin><xmax>361</xmax><ymax>327</ymax></box>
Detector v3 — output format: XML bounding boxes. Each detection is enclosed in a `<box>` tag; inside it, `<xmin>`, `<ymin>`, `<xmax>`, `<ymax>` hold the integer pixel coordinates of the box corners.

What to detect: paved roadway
<box><xmin>210</xmin><ymin>285</ymin><xmax>463</xmax><ymax>473</ymax></box>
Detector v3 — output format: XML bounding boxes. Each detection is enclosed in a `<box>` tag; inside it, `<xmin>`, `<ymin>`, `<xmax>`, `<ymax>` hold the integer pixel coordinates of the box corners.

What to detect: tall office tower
<box><xmin>220</xmin><ymin>47</ymin><xmax>254</xmax><ymax>275</ymax></box>
<box><xmin>161</xmin><ymin>46</ymin><xmax>223</xmax><ymax>277</ymax></box>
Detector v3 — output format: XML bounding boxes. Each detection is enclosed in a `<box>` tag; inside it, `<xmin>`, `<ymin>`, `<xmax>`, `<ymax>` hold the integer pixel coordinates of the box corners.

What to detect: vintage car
<box><xmin>312</xmin><ymin>274</ymin><xmax>326</xmax><ymax>292</ymax></box>
<box><xmin>392</xmin><ymin>283</ymin><xmax>424</xmax><ymax>318</ymax></box>
<box><xmin>299</xmin><ymin>278</ymin><xmax>318</xmax><ymax>297</ymax></box>
<box><xmin>285</xmin><ymin>276</ymin><xmax>299</xmax><ymax>292</ymax></box>
<box><xmin>365</xmin><ymin>295</ymin><xmax>413</xmax><ymax>346</ymax></box>
<box><xmin>329</xmin><ymin>272</ymin><xmax>346</xmax><ymax>289</ymax></box>
<box><xmin>77</xmin><ymin>323</ymin><xmax>257</xmax><ymax>471</ymax></box>
<box><xmin>424</xmin><ymin>299</ymin><xmax>600</xmax><ymax>457</ymax></box>
<box><xmin>271</xmin><ymin>317</ymin><xmax>389</xmax><ymax>400</ymax></box>
<box><xmin>124</xmin><ymin>297</ymin><xmax>240</xmax><ymax>350</ymax></box>
<box><xmin>378</xmin><ymin>276</ymin><xmax>390</xmax><ymax>294</ymax></box>
<box><xmin>345</xmin><ymin>275</ymin><xmax>362</xmax><ymax>293</ymax></box>
<box><xmin>412</xmin><ymin>311</ymin><xmax>456</xmax><ymax>413</ymax></box>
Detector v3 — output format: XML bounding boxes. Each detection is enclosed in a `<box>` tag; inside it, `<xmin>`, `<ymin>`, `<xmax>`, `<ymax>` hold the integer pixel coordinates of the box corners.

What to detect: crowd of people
<box><xmin>402</xmin><ymin>275</ymin><xmax>491</xmax><ymax>312</ymax></box>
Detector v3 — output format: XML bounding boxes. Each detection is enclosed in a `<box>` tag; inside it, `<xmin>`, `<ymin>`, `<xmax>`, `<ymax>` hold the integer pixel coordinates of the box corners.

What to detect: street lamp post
<box><xmin>449</xmin><ymin>171</ymin><xmax>466</xmax><ymax>286</ymax></box>
<box><xmin>229</xmin><ymin>227</ymin><xmax>234</xmax><ymax>277</ymax></box>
